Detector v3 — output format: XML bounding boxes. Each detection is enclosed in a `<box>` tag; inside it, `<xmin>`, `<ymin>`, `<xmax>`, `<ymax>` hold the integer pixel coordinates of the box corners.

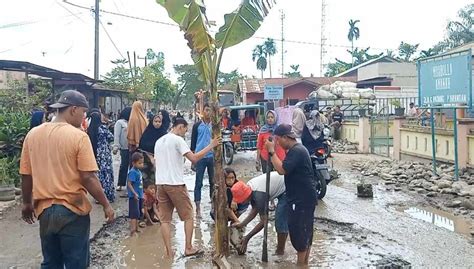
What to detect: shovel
<box><xmin>262</xmin><ymin>137</ymin><xmax>273</xmax><ymax>262</ymax></box>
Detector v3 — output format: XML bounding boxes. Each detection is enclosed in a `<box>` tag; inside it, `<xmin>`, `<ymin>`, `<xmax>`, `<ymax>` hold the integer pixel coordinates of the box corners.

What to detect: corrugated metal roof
<box><xmin>334</xmin><ymin>55</ymin><xmax>400</xmax><ymax>77</ymax></box>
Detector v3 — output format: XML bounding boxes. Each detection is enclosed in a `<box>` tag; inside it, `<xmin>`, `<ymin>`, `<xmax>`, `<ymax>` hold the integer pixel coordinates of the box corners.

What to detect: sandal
<box><xmin>184</xmin><ymin>249</ymin><xmax>204</xmax><ymax>257</ymax></box>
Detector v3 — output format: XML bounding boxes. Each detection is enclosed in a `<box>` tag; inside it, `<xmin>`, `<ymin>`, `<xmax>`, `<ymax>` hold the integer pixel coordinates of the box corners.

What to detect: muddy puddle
<box><xmin>396</xmin><ymin>206</ymin><xmax>472</xmax><ymax>236</ymax></box>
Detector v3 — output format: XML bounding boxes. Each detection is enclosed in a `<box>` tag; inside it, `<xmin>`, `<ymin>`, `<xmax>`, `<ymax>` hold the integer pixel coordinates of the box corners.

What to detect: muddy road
<box><xmin>1</xmin><ymin>152</ymin><xmax>473</xmax><ymax>268</ymax></box>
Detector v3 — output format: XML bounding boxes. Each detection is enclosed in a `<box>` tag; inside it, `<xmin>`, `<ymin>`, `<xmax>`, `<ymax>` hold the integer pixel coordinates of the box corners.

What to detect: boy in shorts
<box><xmin>127</xmin><ymin>152</ymin><xmax>145</xmax><ymax>236</ymax></box>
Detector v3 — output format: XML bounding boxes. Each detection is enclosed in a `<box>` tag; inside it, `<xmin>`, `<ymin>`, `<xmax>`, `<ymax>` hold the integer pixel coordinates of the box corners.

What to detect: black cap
<box><xmin>50</xmin><ymin>90</ymin><xmax>89</xmax><ymax>109</ymax></box>
<box><xmin>273</xmin><ymin>124</ymin><xmax>297</xmax><ymax>139</ymax></box>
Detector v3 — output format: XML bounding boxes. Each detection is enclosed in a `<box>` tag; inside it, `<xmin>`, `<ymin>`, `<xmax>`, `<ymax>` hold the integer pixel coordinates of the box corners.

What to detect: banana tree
<box><xmin>156</xmin><ymin>0</ymin><xmax>276</xmax><ymax>258</ymax></box>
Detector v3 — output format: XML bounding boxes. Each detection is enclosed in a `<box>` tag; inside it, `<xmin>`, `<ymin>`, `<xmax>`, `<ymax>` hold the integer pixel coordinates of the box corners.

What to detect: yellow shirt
<box><xmin>19</xmin><ymin>122</ymin><xmax>99</xmax><ymax>217</ymax></box>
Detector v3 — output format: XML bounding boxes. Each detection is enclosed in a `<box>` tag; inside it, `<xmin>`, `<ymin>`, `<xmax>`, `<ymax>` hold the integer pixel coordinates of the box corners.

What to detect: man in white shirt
<box><xmin>154</xmin><ymin>118</ymin><xmax>219</xmax><ymax>258</ymax></box>
<box><xmin>231</xmin><ymin>172</ymin><xmax>288</xmax><ymax>255</ymax></box>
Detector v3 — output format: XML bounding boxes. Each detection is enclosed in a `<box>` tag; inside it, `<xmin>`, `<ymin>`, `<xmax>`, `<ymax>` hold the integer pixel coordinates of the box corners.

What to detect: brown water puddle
<box><xmin>396</xmin><ymin>206</ymin><xmax>472</xmax><ymax>236</ymax></box>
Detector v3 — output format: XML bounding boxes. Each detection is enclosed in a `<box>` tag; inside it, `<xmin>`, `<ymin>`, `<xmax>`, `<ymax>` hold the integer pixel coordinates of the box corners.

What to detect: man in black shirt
<box><xmin>265</xmin><ymin>124</ymin><xmax>317</xmax><ymax>266</ymax></box>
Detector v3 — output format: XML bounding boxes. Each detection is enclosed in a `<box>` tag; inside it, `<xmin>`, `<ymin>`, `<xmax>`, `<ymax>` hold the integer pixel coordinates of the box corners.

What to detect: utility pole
<box><xmin>94</xmin><ymin>0</ymin><xmax>99</xmax><ymax>80</ymax></box>
<box><xmin>93</xmin><ymin>0</ymin><xmax>100</xmax><ymax>108</ymax></box>
<box><xmin>320</xmin><ymin>0</ymin><xmax>327</xmax><ymax>76</ymax></box>
<box><xmin>280</xmin><ymin>10</ymin><xmax>285</xmax><ymax>78</ymax></box>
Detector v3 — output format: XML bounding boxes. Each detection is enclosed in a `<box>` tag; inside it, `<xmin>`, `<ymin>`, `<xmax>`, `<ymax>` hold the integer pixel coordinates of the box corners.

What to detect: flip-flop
<box><xmin>184</xmin><ymin>249</ymin><xmax>204</xmax><ymax>257</ymax></box>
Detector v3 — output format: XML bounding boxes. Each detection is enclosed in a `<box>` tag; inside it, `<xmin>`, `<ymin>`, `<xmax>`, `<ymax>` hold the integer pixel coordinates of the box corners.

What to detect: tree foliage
<box><xmin>284</xmin><ymin>64</ymin><xmax>302</xmax><ymax>78</ymax></box>
<box><xmin>398</xmin><ymin>41</ymin><xmax>419</xmax><ymax>62</ymax></box>
<box><xmin>103</xmin><ymin>49</ymin><xmax>175</xmax><ymax>105</ymax></box>
<box><xmin>325</xmin><ymin>47</ymin><xmax>382</xmax><ymax>77</ymax></box>
<box><xmin>252</xmin><ymin>44</ymin><xmax>267</xmax><ymax>78</ymax></box>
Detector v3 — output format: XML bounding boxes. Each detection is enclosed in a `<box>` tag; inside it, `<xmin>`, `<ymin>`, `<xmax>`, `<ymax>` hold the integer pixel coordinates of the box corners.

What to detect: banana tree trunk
<box><xmin>210</xmin><ymin>83</ymin><xmax>229</xmax><ymax>258</ymax></box>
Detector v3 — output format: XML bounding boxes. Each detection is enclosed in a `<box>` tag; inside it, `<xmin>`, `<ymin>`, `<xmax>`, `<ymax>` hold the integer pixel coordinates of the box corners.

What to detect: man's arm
<box><xmin>227</xmin><ymin>208</ymin><xmax>240</xmax><ymax>223</ymax></box>
<box><xmin>270</xmin><ymin>153</ymin><xmax>286</xmax><ymax>175</ymax></box>
<box><xmin>80</xmin><ymin>171</ymin><xmax>114</xmax><ymax>223</ymax></box>
<box><xmin>184</xmin><ymin>138</ymin><xmax>219</xmax><ymax>164</ymax></box>
<box><xmin>233</xmin><ymin>207</ymin><xmax>258</xmax><ymax>228</ymax></box>
<box><xmin>21</xmin><ymin>175</ymin><xmax>35</xmax><ymax>224</ymax></box>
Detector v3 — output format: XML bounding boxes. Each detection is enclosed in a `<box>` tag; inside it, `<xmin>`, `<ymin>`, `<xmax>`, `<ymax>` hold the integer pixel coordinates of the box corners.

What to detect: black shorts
<box><xmin>288</xmin><ymin>203</ymin><xmax>316</xmax><ymax>252</ymax></box>
<box><xmin>129</xmin><ymin>198</ymin><xmax>143</xmax><ymax>220</ymax></box>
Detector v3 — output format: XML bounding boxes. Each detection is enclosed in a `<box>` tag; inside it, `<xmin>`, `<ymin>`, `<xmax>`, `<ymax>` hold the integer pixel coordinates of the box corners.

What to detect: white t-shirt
<box><xmin>247</xmin><ymin>172</ymin><xmax>286</xmax><ymax>200</ymax></box>
<box><xmin>154</xmin><ymin>133</ymin><xmax>191</xmax><ymax>185</ymax></box>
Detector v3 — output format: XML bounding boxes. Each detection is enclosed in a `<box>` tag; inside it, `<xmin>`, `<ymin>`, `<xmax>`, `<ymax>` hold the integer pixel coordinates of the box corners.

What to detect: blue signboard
<box><xmin>418</xmin><ymin>49</ymin><xmax>472</xmax><ymax>108</ymax></box>
<box><xmin>264</xmin><ymin>85</ymin><xmax>284</xmax><ymax>100</ymax></box>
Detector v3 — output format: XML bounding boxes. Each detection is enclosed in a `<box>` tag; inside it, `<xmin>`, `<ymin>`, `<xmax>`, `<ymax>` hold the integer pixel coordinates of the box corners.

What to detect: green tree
<box><xmin>156</xmin><ymin>0</ymin><xmax>275</xmax><ymax>258</ymax></box>
<box><xmin>102</xmin><ymin>59</ymin><xmax>134</xmax><ymax>91</ymax></box>
<box><xmin>347</xmin><ymin>19</ymin><xmax>360</xmax><ymax>66</ymax></box>
<box><xmin>398</xmin><ymin>41</ymin><xmax>419</xmax><ymax>62</ymax></box>
<box><xmin>263</xmin><ymin>38</ymin><xmax>277</xmax><ymax>77</ymax></box>
<box><xmin>417</xmin><ymin>48</ymin><xmax>436</xmax><ymax>59</ymax></box>
<box><xmin>252</xmin><ymin>44</ymin><xmax>267</xmax><ymax>78</ymax></box>
<box><xmin>325</xmin><ymin>47</ymin><xmax>381</xmax><ymax>76</ymax></box>
<box><xmin>445</xmin><ymin>4</ymin><xmax>474</xmax><ymax>49</ymax></box>
<box><xmin>173</xmin><ymin>64</ymin><xmax>205</xmax><ymax>109</ymax></box>
<box><xmin>285</xmin><ymin>64</ymin><xmax>302</xmax><ymax>78</ymax></box>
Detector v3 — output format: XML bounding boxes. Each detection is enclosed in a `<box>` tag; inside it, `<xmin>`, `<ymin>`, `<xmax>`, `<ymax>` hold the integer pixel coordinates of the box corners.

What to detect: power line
<box><xmin>62</xmin><ymin>0</ymin><xmax>395</xmax><ymax>51</ymax></box>
<box><xmin>0</xmin><ymin>11</ymin><xmax>84</xmax><ymax>30</ymax></box>
<box><xmin>99</xmin><ymin>19</ymin><xmax>126</xmax><ymax>59</ymax></box>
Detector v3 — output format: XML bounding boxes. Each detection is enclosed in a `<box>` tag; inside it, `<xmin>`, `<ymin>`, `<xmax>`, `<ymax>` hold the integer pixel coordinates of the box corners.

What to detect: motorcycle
<box><xmin>222</xmin><ymin>129</ymin><xmax>234</xmax><ymax>165</ymax></box>
<box><xmin>311</xmin><ymin>125</ymin><xmax>332</xmax><ymax>199</ymax></box>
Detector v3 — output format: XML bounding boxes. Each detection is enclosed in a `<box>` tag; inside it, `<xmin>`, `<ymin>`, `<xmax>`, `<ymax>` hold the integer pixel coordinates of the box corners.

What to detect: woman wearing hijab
<box><xmin>30</xmin><ymin>111</ymin><xmax>45</xmax><ymax>129</ymax></box>
<box><xmin>256</xmin><ymin>110</ymin><xmax>286</xmax><ymax>173</ymax></box>
<box><xmin>127</xmin><ymin>101</ymin><xmax>148</xmax><ymax>153</ymax></box>
<box><xmin>138</xmin><ymin>110</ymin><xmax>171</xmax><ymax>185</ymax></box>
<box><xmin>301</xmin><ymin>110</ymin><xmax>325</xmax><ymax>155</ymax></box>
<box><xmin>113</xmin><ymin>106</ymin><xmax>132</xmax><ymax>191</ymax></box>
<box><xmin>88</xmin><ymin>110</ymin><xmax>115</xmax><ymax>202</ymax></box>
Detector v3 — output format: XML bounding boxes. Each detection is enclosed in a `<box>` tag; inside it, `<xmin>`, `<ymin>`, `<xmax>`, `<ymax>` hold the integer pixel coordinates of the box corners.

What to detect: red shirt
<box><xmin>257</xmin><ymin>132</ymin><xmax>286</xmax><ymax>161</ymax></box>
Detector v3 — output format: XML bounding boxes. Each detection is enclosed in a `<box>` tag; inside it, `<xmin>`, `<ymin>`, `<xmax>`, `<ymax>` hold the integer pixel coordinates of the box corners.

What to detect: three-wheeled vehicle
<box><xmin>222</xmin><ymin>104</ymin><xmax>264</xmax><ymax>165</ymax></box>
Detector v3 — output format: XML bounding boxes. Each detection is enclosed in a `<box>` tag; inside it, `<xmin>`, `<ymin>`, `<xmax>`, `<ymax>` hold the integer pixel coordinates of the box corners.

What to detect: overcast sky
<box><xmin>0</xmin><ymin>0</ymin><xmax>471</xmax><ymax>82</ymax></box>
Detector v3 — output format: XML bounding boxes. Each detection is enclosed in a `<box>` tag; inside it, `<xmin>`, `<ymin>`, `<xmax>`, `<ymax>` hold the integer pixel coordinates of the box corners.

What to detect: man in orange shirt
<box><xmin>20</xmin><ymin>90</ymin><xmax>115</xmax><ymax>268</ymax></box>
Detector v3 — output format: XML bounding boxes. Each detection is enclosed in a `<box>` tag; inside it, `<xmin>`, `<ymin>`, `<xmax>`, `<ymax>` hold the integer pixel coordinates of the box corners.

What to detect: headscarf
<box><xmin>138</xmin><ymin>110</ymin><xmax>170</xmax><ymax>153</ymax></box>
<box><xmin>127</xmin><ymin>101</ymin><xmax>148</xmax><ymax>146</ymax></box>
<box><xmin>259</xmin><ymin>110</ymin><xmax>278</xmax><ymax>133</ymax></box>
<box><xmin>119</xmin><ymin>107</ymin><xmax>132</xmax><ymax>121</ymax></box>
<box><xmin>30</xmin><ymin>111</ymin><xmax>44</xmax><ymax>129</ymax></box>
<box><xmin>305</xmin><ymin>110</ymin><xmax>324</xmax><ymax>140</ymax></box>
<box><xmin>87</xmin><ymin>110</ymin><xmax>102</xmax><ymax>157</ymax></box>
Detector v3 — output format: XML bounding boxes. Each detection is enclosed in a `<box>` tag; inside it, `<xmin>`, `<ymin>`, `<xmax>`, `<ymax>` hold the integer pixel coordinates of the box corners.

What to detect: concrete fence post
<box><xmin>358</xmin><ymin>117</ymin><xmax>370</xmax><ymax>154</ymax></box>
<box><xmin>392</xmin><ymin>117</ymin><xmax>405</xmax><ymax>161</ymax></box>
<box><xmin>457</xmin><ymin>118</ymin><xmax>474</xmax><ymax>169</ymax></box>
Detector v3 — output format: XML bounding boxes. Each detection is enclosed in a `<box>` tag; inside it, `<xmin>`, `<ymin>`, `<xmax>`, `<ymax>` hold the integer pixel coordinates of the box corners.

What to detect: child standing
<box><xmin>143</xmin><ymin>183</ymin><xmax>160</xmax><ymax>225</ymax></box>
<box><xmin>127</xmin><ymin>152</ymin><xmax>145</xmax><ymax>236</ymax></box>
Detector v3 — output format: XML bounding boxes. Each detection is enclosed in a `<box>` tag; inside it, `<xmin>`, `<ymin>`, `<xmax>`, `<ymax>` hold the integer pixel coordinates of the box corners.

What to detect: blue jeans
<box><xmin>39</xmin><ymin>204</ymin><xmax>90</xmax><ymax>269</ymax></box>
<box><xmin>194</xmin><ymin>157</ymin><xmax>214</xmax><ymax>202</ymax></box>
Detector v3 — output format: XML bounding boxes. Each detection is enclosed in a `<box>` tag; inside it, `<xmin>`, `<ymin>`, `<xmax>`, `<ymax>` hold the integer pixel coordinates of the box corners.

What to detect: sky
<box><xmin>0</xmin><ymin>0</ymin><xmax>471</xmax><ymax>83</ymax></box>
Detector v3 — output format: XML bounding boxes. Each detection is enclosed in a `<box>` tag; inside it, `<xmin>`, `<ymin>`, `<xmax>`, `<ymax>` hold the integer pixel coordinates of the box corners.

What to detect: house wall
<box><xmin>244</xmin><ymin>83</ymin><xmax>316</xmax><ymax>106</ymax></box>
<box><xmin>358</xmin><ymin>63</ymin><xmax>418</xmax><ymax>88</ymax></box>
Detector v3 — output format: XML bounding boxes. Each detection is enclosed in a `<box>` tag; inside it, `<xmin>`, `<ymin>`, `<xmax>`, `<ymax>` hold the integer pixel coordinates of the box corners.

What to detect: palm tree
<box><xmin>252</xmin><ymin>44</ymin><xmax>267</xmax><ymax>78</ymax></box>
<box><xmin>263</xmin><ymin>38</ymin><xmax>277</xmax><ymax>77</ymax></box>
<box><xmin>347</xmin><ymin>19</ymin><xmax>360</xmax><ymax>67</ymax></box>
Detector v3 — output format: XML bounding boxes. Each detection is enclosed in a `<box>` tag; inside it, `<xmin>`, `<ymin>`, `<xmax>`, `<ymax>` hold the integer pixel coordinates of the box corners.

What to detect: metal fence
<box><xmin>373</xmin><ymin>97</ymin><xmax>418</xmax><ymax>116</ymax></box>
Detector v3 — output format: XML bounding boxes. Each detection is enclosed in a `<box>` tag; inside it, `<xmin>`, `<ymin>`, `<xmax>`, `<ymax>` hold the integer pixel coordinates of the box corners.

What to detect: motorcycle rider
<box><xmin>301</xmin><ymin>110</ymin><xmax>325</xmax><ymax>155</ymax></box>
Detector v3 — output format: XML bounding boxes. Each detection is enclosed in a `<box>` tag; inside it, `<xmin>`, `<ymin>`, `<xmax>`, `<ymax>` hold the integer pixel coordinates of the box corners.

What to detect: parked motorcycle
<box><xmin>311</xmin><ymin>125</ymin><xmax>332</xmax><ymax>199</ymax></box>
<box><xmin>222</xmin><ymin>129</ymin><xmax>234</xmax><ymax>165</ymax></box>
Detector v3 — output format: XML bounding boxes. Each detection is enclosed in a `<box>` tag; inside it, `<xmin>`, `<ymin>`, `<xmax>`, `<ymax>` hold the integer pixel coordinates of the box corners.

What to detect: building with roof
<box><xmin>238</xmin><ymin>76</ymin><xmax>357</xmax><ymax>106</ymax></box>
<box><xmin>0</xmin><ymin>60</ymin><xmax>129</xmax><ymax>113</ymax></box>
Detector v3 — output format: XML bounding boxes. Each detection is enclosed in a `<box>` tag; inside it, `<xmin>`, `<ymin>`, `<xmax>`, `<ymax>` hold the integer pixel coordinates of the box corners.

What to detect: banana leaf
<box><xmin>215</xmin><ymin>0</ymin><xmax>276</xmax><ymax>49</ymax></box>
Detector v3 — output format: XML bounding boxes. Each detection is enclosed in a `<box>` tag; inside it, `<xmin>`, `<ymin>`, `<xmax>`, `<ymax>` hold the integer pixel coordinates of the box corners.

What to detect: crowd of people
<box><xmin>19</xmin><ymin>89</ymin><xmax>341</xmax><ymax>267</ymax></box>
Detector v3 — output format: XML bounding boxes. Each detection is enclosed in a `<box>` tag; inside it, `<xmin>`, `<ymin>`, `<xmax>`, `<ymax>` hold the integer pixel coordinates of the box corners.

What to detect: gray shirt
<box><xmin>247</xmin><ymin>172</ymin><xmax>286</xmax><ymax>201</ymax></box>
<box><xmin>113</xmin><ymin>119</ymin><xmax>128</xmax><ymax>150</ymax></box>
